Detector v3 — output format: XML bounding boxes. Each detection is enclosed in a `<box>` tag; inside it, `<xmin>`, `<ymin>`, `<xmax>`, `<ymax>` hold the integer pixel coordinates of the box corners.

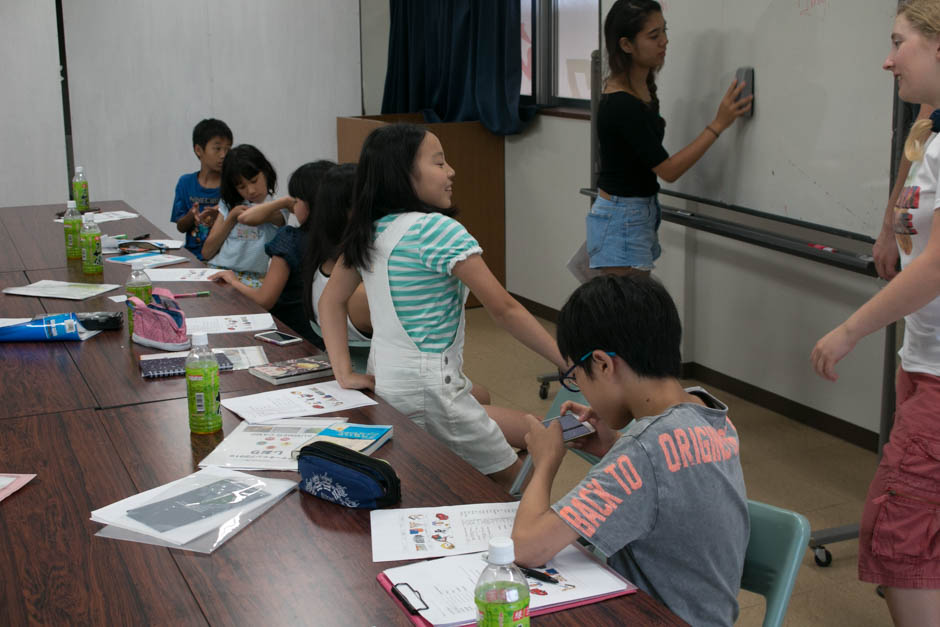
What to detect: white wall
<box><xmin>0</xmin><ymin>2</ymin><xmax>68</xmax><ymax>206</ymax></box>
<box><xmin>62</xmin><ymin>0</ymin><xmax>362</xmax><ymax>235</ymax></box>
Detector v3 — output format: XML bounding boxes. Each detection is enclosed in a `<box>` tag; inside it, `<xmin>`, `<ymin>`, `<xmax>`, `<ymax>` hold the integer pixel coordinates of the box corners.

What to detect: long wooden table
<box><xmin>0</xmin><ymin>202</ymin><xmax>686</xmax><ymax>625</ymax></box>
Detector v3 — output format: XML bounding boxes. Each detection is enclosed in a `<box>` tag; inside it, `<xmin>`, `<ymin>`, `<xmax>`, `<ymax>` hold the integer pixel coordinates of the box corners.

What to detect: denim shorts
<box><xmin>585</xmin><ymin>194</ymin><xmax>662</xmax><ymax>270</ymax></box>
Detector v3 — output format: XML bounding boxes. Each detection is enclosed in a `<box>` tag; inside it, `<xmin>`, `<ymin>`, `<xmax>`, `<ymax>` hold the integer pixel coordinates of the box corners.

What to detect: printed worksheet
<box><xmin>198</xmin><ymin>418</ymin><xmax>344</xmax><ymax>470</ymax></box>
<box><xmin>144</xmin><ymin>268</ymin><xmax>217</xmax><ymax>282</ymax></box>
<box><xmin>2</xmin><ymin>280</ymin><xmax>120</xmax><ymax>300</ymax></box>
<box><xmin>370</xmin><ymin>502</ymin><xmax>520</xmax><ymax>562</ymax></box>
<box><xmin>221</xmin><ymin>381</ymin><xmax>377</xmax><ymax>423</ymax></box>
<box><xmin>186</xmin><ymin>314</ymin><xmax>276</xmax><ymax>335</ymax></box>
<box><xmin>53</xmin><ymin>210</ymin><xmax>138</xmax><ymax>224</ymax></box>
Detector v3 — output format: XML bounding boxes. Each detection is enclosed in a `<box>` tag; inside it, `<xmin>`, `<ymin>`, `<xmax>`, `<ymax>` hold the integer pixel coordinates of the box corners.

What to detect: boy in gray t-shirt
<box><xmin>512</xmin><ymin>275</ymin><xmax>748</xmax><ymax>627</ymax></box>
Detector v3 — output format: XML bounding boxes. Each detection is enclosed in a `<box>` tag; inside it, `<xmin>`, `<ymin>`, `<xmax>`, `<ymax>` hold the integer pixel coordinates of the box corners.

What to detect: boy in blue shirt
<box><xmin>512</xmin><ymin>275</ymin><xmax>748</xmax><ymax>627</ymax></box>
<box><xmin>171</xmin><ymin>119</ymin><xmax>233</xmax><ymax>259</ymax></box>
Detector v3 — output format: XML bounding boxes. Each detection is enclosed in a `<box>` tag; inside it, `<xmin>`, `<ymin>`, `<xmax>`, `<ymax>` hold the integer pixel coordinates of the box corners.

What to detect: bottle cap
<box><xmin>486</xmin><ymin>537</ymin><xmax>515</xmax><ymax>565</ymax></box>
<box><xmin>192</xmin><ymin>332</ymin><xmax>209</xmax><ymax>346</ymax></box>
<box><xmin>130</xmin><ymin>262</ymin><xmax>144</xmax><ymax>271</ymax></box>
<box><xmin>82</xmin><ymin>213</ymin><xmax>96</xmax><ymax>224</ymax></box>
<box><xmin>75</xmin><ymin>166</ymin><xmax>84</xmax><ymax>174</ymax></box>
<box><xmin>66</xmin><ymin>200</ymin><xmax>76</xmax><ymax>209</ymax></box>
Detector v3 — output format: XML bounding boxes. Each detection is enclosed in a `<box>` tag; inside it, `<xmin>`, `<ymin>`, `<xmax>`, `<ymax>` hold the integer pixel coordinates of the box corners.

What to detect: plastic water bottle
<box><xmin>72</xmin><ymin>166</ymin><xmax>89</xmax><ymax>212</ymax></box>
<box><xmin>474</xmin><ymin>537</ymin><xmax>530</xmax><ymax>626</ymax></box>
<box><xmin>125</xmin><ymin>262</ymin><xmax>152</xmax><ymax>337</ymax></box>
<box><xmin>186</xmin><ymin>332</ymin><xmax>221</xmax><ymax>434</ymax></box>
<box><xmin>63</xmin><ymin>200</ymin><xmax>82</xmax><ymax>259</ymax></box>
<box><xmin>80</xmin><ymin>213</ymin><xmax>102</xmax><ymax>274</ymax></box>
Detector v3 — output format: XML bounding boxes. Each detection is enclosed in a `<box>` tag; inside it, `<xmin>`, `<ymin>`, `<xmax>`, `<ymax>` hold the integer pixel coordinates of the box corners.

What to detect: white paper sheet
<box><xmin>381</xmin><ymin>544</ymin><xmax>634</xmax><ymax>626</ymax></box>
<box><xmin>221</xmin><ymin>380</ymin><xmax>377</xmax><ymax>423</ymax></box>
<box><xmin>105</xmin><ymin>253</ymin><xmax>188</xmax><ymax>268</ymax></box>
<box><xmin>186</xmin><ymin>313</ymin><xmax>276</xmax><ymax>335</ymax></box>
<box><xmin>2</xmin><ymin>280</ymin><xmax>120</xmax><ymax>300</ymax></box>
<box><xmin>90</xmin><ymin>467</ymin><xmax>294</xmax><ymax>546</ymax></box>
<box><xmin>198</xmin><ymin>418</ymin><xmax>345</xmax><ymax>470</ymax></box>
<box><xmin>53</xmin><ymin>210</ymin><xmax>138</xmax><ymax>224</ymax></box>
<box><xmin>144</xmin><ymin>268</ymin><xmax>217</xmax><ymax>282</ymax></box>
<box><xmin>371</xmin><ymin>502</ymin><xmax>521</xmax><ymax>562</ymax></box>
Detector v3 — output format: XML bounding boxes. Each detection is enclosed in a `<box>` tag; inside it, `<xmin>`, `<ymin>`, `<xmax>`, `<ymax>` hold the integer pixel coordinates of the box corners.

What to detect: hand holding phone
<box><xmin>254</xmin><ymin>330</ymin><xmax>302</xmax><ymax>346</ymax></box>
<box><xmin>544</xmin><ymin>411</ymin><xmax>596</xmax><ymax>442</ymax></box>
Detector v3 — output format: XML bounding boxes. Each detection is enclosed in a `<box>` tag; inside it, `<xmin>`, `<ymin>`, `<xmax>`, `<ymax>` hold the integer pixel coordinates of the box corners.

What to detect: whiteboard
<box><xmin>653</xmin><ymin>0</ymin><xmax>897</xmax><ymax>236</ymax></box>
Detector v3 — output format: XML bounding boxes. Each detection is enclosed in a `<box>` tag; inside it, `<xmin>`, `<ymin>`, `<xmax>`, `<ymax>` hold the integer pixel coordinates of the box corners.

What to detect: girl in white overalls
<box><xmin>320</xmin><ymin>123</ymin><xmax>565</xmax><ymax>488</ymax></box>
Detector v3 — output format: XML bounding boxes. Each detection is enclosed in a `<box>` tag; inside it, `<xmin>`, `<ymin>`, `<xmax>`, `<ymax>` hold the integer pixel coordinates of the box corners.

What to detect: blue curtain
<box><xmin>381</xmin><ymin>0</ymin><xmax>534</xmax><ymax>135</ymax></box>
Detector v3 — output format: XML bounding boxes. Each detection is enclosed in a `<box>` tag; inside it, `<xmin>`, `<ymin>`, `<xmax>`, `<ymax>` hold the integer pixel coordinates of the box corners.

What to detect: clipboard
<box><xmin>376</xmin><ymin>543</ymin><xmax>637</xmax><ymax>626</ymax></box>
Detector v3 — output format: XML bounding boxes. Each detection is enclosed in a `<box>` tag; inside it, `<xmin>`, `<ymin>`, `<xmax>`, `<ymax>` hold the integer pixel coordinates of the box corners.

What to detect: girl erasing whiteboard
<box><xmin>319</xmin><ymin>124</ymin><xmax>565</xmax><ymax>489</ymax></box>
<box><xmin>591</xmin><ymin>0</ymin><xmax>752</xmax><ymax>276</ymax></box>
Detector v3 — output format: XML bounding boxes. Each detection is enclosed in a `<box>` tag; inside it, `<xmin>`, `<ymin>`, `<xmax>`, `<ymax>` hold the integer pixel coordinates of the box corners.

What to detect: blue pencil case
<box><xmin>297</xmin><ymin>441</ymin><xmax>401</xmax><ymax>509</ymax></box>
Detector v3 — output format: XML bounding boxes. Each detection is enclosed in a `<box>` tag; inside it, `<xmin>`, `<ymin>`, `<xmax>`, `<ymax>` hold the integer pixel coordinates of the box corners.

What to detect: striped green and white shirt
<box><xmin>374</xmin><ymin>213</ymin><xmax>481</xmax><ymax>352</ymax></box>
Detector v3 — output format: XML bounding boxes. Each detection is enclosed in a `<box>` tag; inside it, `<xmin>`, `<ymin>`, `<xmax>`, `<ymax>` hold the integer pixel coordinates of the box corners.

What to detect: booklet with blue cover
<box><xmin>106</xmin><ymin>252</ymin><xmax>188</xmax><ymax>268</ymax></box>
<box><xmin>291</xmin><ymin>423</ymin><xmax>393</xmax><ymax>457</ymax></box>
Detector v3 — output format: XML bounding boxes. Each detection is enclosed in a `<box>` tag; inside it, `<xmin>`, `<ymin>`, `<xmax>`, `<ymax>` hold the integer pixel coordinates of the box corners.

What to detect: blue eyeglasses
<box><xmin>560</xmin><ymin>350</ymin><xmax>616</xmax><ymax>392</ymax></box>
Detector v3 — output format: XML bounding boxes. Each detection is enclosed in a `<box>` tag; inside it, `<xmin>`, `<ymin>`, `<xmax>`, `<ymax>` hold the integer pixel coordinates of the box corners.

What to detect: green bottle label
<box><xmin>73</xmin><ymin>180</ymin><xmax>89</xmax><ymax>211</ymax></box>
<box><xmin>186</xmin><ymin>364</ymin><xmax>221</xmax><ymax>433</ymax></box>
<box><xmin>126</xmin><ymin>284</ymin><xmax>152</xmax><ymax>336</ymax></box>
<box><xmin>81</xmin><ymin>232</ymin><xmax>102</xmax><ymax>273</ymax></box>
<box><xmin>64</xmin><ymin>218</ymin><xmax>82</xmax><ymax>259</ymax></box>
<box><xmin>475</xmin><ymin>583</ymin><xmax>530</xmax><ymax>627</ymax></box>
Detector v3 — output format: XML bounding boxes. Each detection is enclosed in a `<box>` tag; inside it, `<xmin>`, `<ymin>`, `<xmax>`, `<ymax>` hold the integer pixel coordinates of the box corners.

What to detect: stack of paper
<box><xmin>2</xmin><ymin>280</ymin><xmax>119</xmax><ymax>300</ymax></box>
<box><xmin>221</xmin><ymin>381</ymin><xmax>377</xmax><ymax>423</ymax></box>
<box><xmin>91</xmin><ymin>467</ymin><xmax>295</xmax><ymax>553</ymax></box>
<box><xmin>186</xmin><ymin>313</ymin><xmax>276</xmax><ymax>335</ymax></box>
<box><xmin>198</xmin><ymin>418</ymin><xmax>345</xmax><ymax>471</ymax></box>
<box><xmin>144</xmin><ymin>268</ymin><xmax>217</xmax><ymax>282</ymax></box>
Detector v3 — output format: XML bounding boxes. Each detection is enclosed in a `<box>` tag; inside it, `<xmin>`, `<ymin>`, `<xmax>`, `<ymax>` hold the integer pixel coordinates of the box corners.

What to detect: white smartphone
<box><xmin>254</xmin><ymin>330</ymin><xmax>303</xmax><ymax>346</ymax></box>
<box><xmin>544</xmin><ymin>411</ymin><xmax>596</xmax><ymax>442</ymax></box>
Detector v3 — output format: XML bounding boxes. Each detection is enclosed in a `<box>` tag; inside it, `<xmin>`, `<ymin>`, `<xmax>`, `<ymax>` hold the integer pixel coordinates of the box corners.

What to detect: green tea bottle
<box><xmin>72</xmin><ymin>166</ymin><xmax>89</xmax><ymax>212</ymax></box>
<box><xmin>474</xmin><ymin>537</ymin><xmax>530</xmax><ymax>626</ymax></box>
<box><xmin>186</xmin><ymin>332</ymin><xmax>221</xmax><ymax>434</ymax></box>
<box><xmin>80</xmin><ymin>213</ymin><xmax>102</xmax><ymax>274</ymax></box>
<box><xmin>63</xmin><ymin>200</ymin><xmax>82</xmax><ymax>259</ymax></box>
<box><xmin>125</xmin><ymin>262</ymin><xmax>152</xmax><ymax>337</ymax></box>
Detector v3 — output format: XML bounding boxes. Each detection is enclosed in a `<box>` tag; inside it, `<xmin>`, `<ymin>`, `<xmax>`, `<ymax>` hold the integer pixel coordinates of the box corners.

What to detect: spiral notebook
<box><xmin>139</xmin><ymin>352</ymin><xmax>234</xmax><ymax>378</ymax></box>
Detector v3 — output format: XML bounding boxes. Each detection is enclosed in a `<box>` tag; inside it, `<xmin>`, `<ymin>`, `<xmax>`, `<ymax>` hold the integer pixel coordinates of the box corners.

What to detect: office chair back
<box><xmin>741</xmin><ymin>500</ymin><xmax>810</xmax><ymax>627</ymax></box>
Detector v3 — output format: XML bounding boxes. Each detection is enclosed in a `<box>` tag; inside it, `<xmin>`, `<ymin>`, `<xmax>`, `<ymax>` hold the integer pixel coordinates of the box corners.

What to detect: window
<box><xmin>522</xmin><ymin>0</ymin><xmax>599</xmax><ymax>107</ymax></box>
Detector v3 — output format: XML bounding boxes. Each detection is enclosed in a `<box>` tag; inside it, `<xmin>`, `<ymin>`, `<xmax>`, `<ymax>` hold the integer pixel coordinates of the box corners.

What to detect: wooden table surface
<box><xmin>0</xmin><ymin>201</ymin><xmax>686</xmax><ymax>626</ymax></box>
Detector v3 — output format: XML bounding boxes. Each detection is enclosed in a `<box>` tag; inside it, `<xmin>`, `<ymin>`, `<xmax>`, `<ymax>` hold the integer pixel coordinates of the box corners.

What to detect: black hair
<box><xmin>302</xmin><ymin>163</ymin><xmax>356</xmax><ymax>323</ymax></box>
<box><xmin>288</xmin><ymin>160</ymin><xmax>336</xmax><ymax>233</ymax></box>
<box><xmin>340</xmin><ymin>123</ymin><xmax>456</xmax><ymax>269</ymax></box>
<box><xmin>220</xmin><ymin>144</ymin><xmax>277</xmax><ymax>208</ymax></box>
<box><xmin>557</xmin><ymin>274</ymin><xmax>681</xmax><ymax>379</ymax></box>
<box><xmin>192</xmin><ymin>118</ymin><xmax>233</xmax><ymax>148</ymax></box>
<box><xmin>604</xmin><ymin>0</ymin><xmax>663</xmax><ymax>112</ymax></box>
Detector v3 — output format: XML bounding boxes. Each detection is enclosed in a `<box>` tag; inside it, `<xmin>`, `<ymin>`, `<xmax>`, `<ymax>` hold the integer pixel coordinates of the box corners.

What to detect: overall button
<box><xmin>444</xmin><ymin>356</ymin><xmax>448</xmax><ymax>365</ymax></box>
<box><xmin>444</xmin><ymin>375</ymin><xmax>452</xmax><ymax>384</ymax></box>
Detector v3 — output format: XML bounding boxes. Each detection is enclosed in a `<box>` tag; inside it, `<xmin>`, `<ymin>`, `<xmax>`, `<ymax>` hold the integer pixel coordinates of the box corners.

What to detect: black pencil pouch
<box><xmin>297</xmin><ymin>441</ymin><xmax>401</xmax><ymax>509</ymax></box>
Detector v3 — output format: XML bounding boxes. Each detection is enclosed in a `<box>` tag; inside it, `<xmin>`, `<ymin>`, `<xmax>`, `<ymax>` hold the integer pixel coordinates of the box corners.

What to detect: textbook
<box><xmin>139</xmin><ymin>352</ymin><xmax>234</xmax><ymax>378</ymax></box>
<box><xmin>199</xmin><ymin>418</ymin><xmax>345</xmax><ymax>471</ymax></box>
<box><xmin>377</xmin><ymin>543</ymin><xmax>636</xmax><ymax>626</ymax></box>
<box><xmin>249</xmin><ymin>356</ymin><xmax>333</xmax><ymax>385</ymax></box>
<box><xmin>106</xmin><ymin>252</ymin><xmax>188</xmax><ymax>268</ymax></box>
<box><xmin>291</xmin><ymin>423</ymin><xmax>393</xmax><ymax>458</ymax></box>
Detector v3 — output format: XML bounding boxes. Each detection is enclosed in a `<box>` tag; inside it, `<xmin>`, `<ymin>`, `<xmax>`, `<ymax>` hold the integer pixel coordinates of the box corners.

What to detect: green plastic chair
<box><xmin>309</xmin><ymin>319</ymin><xmax>371</xmax><ymax>374</ymax></box>
<box><xmin>741</xmin><ymin>500</ymin><xmax>810</xmax><ymax>627</ymax></box>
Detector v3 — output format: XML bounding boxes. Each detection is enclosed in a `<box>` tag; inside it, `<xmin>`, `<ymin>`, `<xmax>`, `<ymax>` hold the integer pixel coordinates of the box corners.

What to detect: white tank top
<box><xmin>311</xmin><ymin>266</ymin><xmax>371</xmax><ymax>342</ymax></box>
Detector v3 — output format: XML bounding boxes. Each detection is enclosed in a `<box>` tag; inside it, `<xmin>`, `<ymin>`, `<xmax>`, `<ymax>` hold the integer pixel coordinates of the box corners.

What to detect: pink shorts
<box><xmin>858</xmin><ymin>368</ymin><xmax>940</xmax><ymax>589</ymax></box>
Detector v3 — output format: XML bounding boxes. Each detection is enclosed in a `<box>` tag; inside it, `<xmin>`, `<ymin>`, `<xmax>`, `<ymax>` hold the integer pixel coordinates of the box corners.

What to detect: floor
<box><xmin>461</xmin><ymin>307</ymin><xmax>893</xmax><ymax>626</ymax></box>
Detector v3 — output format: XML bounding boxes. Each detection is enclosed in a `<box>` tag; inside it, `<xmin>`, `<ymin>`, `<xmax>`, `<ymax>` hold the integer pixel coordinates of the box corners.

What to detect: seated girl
<box><xmin>201</xmin><ymin>144</ymin><xmax>288</xmax><ymax>287</ymax></box>
<box><xmin>210</xmin><ymin>160</ymin><xmax>334</xmax><ymax>343</ymax></box>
